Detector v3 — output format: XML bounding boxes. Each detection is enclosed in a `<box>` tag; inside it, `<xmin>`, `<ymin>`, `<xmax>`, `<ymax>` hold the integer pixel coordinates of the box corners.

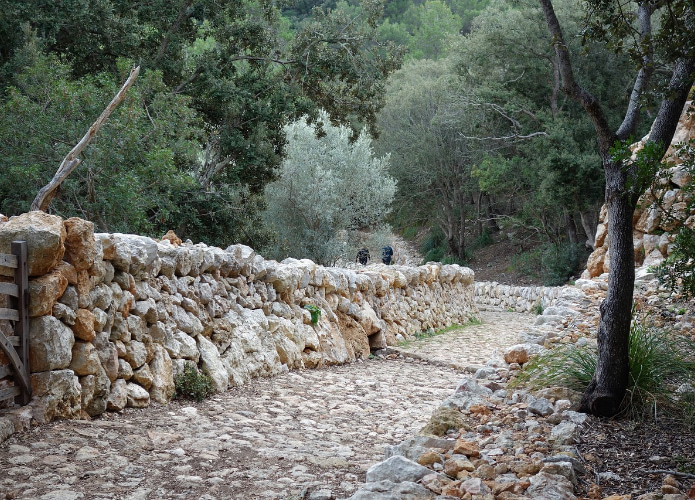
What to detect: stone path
<box><xmin>0</xmin><ymin>311</ymin><xmax>533</xmax><ymax>500</ymax></box>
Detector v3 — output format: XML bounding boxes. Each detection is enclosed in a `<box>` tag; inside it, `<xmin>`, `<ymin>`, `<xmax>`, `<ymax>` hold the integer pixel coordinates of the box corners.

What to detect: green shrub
<box><xmin>421</xmin><ymin>228</ymin><xmax>445</xmax><ymax>262</ymax></box>
<box><xmin>508</xmin><ymin>242</ymin><xmax>583</xmax><ymax>286</ymax></box>
<box><xmin>401</xmin><ymin>226</ymin><xmax>419</xmax><ymax>240</ymax></box>
<box><xmin>540</xmin><ymin>242</ymin><xmax>582</xmax><ymax>286</ymax></box>
<box><xmin>303</xmin><ymin>304</ymin><xmax>322</xmax><ymax>325</ymax></box>
<box><xmin>471</xmin><ymin>229</ymin><xmax>493</xmax><ymax>250</ymax></box>
<box><xmin>175</xmin><ymin>364</ymin><xmax>214</xmax><ymax>402</ymax></box>
<box><xmin>513</xmin><ymin>316</ymin><xmax>695</xmax><ymax>422</ymax></box>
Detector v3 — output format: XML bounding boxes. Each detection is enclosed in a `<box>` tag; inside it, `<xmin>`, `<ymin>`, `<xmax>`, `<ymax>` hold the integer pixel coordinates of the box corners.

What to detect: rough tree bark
<box><xmin>538</xmin><ymin>0</ymin><xmax>695</xmax><ymax>416</ymax></box>
<box><xmin>31</xmin><ymin>66</ymin><xmax>140</xmax><ymax>212</ymax></box>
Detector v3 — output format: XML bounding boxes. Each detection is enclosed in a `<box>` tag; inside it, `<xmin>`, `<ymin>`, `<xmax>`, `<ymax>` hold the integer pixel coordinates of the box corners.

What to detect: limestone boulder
<box><xmin>123</xmin><ymin>340</ymin><xmax>148</xmax><ymax>369</ymax></box>
<box><xmin>28</xmin><ymin>269</ymin><xmax>68</xmax><ymax>317</ymax></box>
<box><xmin>132</xmin><ymin>364</ymin><xmax>154</xmax><ymax>390</ymax></box>
<box><xmin>365</xmin><ymin>456</ymin><xmax>432</xmax><ymax>484</ymax></box>
<box><xmin>72</xmin><ymin>309</ymin><xmax>96</xmax><ymax>341</ymax></box>
<box><xmin>525</xmin><ymin>471</ymin><xmax>576</xmax><ymax>500</ymax></box>
<box><xmin>172</xmin><ymin>329</ymin><xmax>199</xmax><ymax>362</ymax></box>
<box><xmin>29</xmin><ymin>316</ymin><xmax>75</xmax><ymax>372</ymax></box>
<box><xmin>81</xmin><ymin>364</ymin><xmax>111</xmax><ymax>416</ymax></box>
<box><xmin>106</xmin><ymin>379</ymin><xmax>128</xmax><ymax>411</ymax></box>
<box><xmin>585</xmin><ymin>246</ymin><xmax>607</xmax><ymax>278</ymax></box>
<box><xmin>92</xmin><ymin>333</ymin><xmax>118</xmax><ymax>382</ymax></box>
<box><xmin>0</xmin><ymin>211</ymin><xmax>66</xmax><ymax>277</ymax></box>
<box><xmin>149</xmin><ymin>344</ymin><xmax>174</xmax><ymax>403</ymax></box>
<box><xmin>63</xmin><ymin>218</ymin><xmax>96</xmax><ymax>271</ymax></box>
<box><xmin>126</xmin><ymin>382</ymin><xmax>150</xmax><ymax>408</ymax></box>
<box><xmin>197</xmin><ymin>334</ymin><xmax>229</xmax><ymax>393</ymax></box>
<box><xmin>30</xmin><ymin>369</ymin><xmax>81</xmax><ymax>423</ymax></box>
<box><xmin>70</xmin><ymin>341</ymin><xmax>101</xmax><ymax>376</ymax></box>
<box><xmin>112</xmin><ymin>234</ymin><xmax>159</xmax><ymax>278</ymax></box>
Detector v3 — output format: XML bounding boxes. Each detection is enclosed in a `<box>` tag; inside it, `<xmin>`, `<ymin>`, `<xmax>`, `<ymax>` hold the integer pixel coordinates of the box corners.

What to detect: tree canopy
<box><xmin>264</xmin><ymin>112</ymin><xmax>396</xmax><ymax>265</ymax></box>
<box><xmin>0</xmin><ymin>0</ymin><xmax>402</xmax><ymax>247</ymax></box>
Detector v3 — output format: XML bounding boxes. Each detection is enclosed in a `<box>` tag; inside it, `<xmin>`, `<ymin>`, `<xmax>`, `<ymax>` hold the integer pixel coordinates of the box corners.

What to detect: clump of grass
<box><xmin>624</xmin><ymin>319</ymin><xmax>695</xmax><ymax>420</ymax></box>
<box><xmin>510</xmin><ymin>342</ymin><xmax>596</xmax><ymax>392</ymax></box>
<box><xmin>175</xmin><ymin>364</ymin><xmax>214</xmax><ymax>402</ymax></box>
<box><xmin>512</xmin><ymin>315</ymin><xmax>695</xmax><ymax>423</ymax></box>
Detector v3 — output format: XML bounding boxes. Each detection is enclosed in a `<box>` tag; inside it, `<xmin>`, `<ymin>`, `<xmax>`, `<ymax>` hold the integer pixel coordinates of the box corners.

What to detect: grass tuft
<box><xmin>512</xmin><ymin>314</ymin><xmax>695</xmax><ymax>423</ymax></box>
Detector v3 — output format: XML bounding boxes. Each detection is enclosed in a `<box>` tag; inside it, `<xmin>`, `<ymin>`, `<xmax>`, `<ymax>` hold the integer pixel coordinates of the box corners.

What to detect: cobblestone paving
<box><xmin>0</xmin><ymin>311</ymin><xmax>533</xmax><ymax>500</ymax></box>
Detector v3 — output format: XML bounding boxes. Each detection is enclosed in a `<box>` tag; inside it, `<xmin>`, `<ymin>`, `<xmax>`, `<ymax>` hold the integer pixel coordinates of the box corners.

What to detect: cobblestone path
<box><xmin>0</xmin><ymin>311</ymin><xmax>534</xmax><ymax>500</ymax></box>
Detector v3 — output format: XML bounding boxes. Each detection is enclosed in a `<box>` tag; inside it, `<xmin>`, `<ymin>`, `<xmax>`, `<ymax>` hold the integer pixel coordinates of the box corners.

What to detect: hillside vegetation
<box><xmin>0</xmin><ymin>0</ymin><xmax>677</xmax><ymax>286</ymax></box>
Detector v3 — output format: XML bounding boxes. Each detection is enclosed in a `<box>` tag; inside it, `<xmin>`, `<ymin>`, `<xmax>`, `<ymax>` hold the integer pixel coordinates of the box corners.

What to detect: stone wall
<box><xmin>0</xmin><ymin>212</ymin><xmax>477</xmax><ymax>434</ymax></box>
<box><xmin>584</xmin><ymin>99</ymin><xmax>695</xmax><ymax>278</ymax></box>
<box><xmin>474</xmin><ymin>281</ymin><xmax>561</xmax><ymax>313</ymax></box>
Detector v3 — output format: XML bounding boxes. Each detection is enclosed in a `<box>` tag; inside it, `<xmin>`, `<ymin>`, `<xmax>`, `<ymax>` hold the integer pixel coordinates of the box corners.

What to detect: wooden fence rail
<box><xmin>0</xmin><ymin>241</ymin><xmax>31</xmax><ymax>406</ymax></box>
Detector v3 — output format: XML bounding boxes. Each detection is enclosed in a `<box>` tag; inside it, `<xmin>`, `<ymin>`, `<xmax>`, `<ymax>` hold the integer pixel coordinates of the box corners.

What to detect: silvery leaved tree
<box><xmin>264</xmin><ymin>112</ymin><xmax>396</xmax><ymax>266</ymax></box>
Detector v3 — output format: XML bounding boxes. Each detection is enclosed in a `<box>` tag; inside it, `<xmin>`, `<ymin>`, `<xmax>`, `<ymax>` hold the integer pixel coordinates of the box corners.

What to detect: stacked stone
<box><xmin>585</xmin><ymin>100</ymin><xmax>695</xmax><ymax>278</ymax></box>
<box><xmin>0</xmin><ymin>212</ymin><xmax>477</xmax><ymax>437</ymax></box>
<box><xmin>473</xmin><ymin>282</ymin><xmax>562</xmax><ymax>313</ymax></box>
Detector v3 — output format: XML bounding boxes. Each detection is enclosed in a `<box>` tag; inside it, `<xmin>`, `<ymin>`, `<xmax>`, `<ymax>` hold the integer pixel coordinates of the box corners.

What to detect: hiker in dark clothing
<box><xmin>381</xmin><ymin>245</ymin><xmax>393</xmax><ymax>265</ymax></box>
<box><xmin>356</xmin><ymin>248</ymin><xmax>370</xmax><ymax>265</ymax></box>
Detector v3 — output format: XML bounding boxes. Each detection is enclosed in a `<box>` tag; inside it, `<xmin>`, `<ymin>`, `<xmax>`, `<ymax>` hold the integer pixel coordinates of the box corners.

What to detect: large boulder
<box><xmin>197</xmin><ymin>334</ymin><xmax>229</xmax><ymax>393</ymax></box>
<box><xmin>0</xmin><ymin>211</ymin><xmax>66</xmax><ymax>277</ymax></box>
<box><xmin>30</xmin><ymin>369</ymin><xmax>81</xmax><ymax>423</ymax></box>
<box><xmin>28</xmin><ymin>269</ymin><xmax>68</xmax><ymax>317</ymax></box>
<box><xmin>149</xmin><ymin>344</ymin><xmax>175</xmax><ymax>403</ymax></box>
<box><xmin>365</xmin><ymin>456</ymin><xmax>433</xmax><ymax>484</ymax></box>
<box><xmin>29</xmin><ymin>316</ymin><xmax>75</xmax><ymax>372</ymax></box>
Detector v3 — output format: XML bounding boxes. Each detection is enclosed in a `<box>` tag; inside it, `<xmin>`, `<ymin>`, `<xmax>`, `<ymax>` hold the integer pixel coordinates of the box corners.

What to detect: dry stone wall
<box><xmin>0</xmin><ymin>213</ymin><xmax>477</xmax><ymax>434</ymax></box>
<box><xmin>474</xmin><ymin>281</ymin><xmax>560</xmax><ymax>313</ymax></box>
<box><xmin>584</xmin><ymin>99</ymin><xmax>695</xmax><ymax>277</ymax></box>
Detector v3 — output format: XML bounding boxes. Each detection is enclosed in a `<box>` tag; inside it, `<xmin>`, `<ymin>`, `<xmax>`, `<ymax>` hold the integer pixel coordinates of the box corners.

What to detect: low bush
<box><xmin>174</xmin><ymin>364</ymin><xmax>214</xmax><ymax>402</ymax></box>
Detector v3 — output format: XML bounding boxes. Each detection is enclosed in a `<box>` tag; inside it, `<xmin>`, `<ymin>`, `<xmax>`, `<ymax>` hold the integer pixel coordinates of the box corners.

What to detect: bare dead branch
<box><xmin>31</xmin><ymin>66</ymin><xmax>141</xmax><ymax>212</ymax></box>
<box><xmin>647</xmin><ymin>470</ymin><xmax>695</xmax><ymax>480</ymax></box>
<box><xmin>459</xmin><ymin>131</ymin><xmax>548</xmax><ymax>141</ymax></box>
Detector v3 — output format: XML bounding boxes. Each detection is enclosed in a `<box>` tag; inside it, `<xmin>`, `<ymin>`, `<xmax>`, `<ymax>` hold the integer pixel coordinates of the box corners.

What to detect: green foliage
<box><xmin>263</xmin><ymin>112</ymin><xmax>396</xmax><ymax>265</ymax></box>
<box><xmin>0</xmin><ymin>0</ymin><xmax>401</xmax><ymax>247</ymax></box>
<box><xmin>303</xmin><ymin>304</ymin><xmax>322</xmax><ymax>325</ymax></box>
<box><xmin>654</xmin><ymin>140</ymin><xmax>695</xmax><ymax>298</ymax></box>
<box><xmin>540</xmin><ymin>242</ymin><xmax>583</xmax><ymax>286</ymax></box>
<box><xmin>471</xmin><ymin>228</ymin><xmax>493</xmax><ymax>250</ymax></box>
<box><xmin>421</xmin><ymin>227</ymin><xmax>446</xmax><ymax>262</ymax></box>
<box><xmin>509</xmin><ymin>242</ymin><xmax>583</xmax><ymax>286</ymax></box>
<box><xmin>174</xmin><ymin>364</ymin><xmax>214</xmax><ymax>402</ymax></box>
<box><xmin>514</xmin><ymin>316</ymin><xmax>695</xmax><ymax>422</ymax></box>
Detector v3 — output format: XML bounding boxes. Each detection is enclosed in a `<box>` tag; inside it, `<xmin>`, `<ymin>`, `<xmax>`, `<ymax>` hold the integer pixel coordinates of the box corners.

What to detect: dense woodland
<box><xmin>0</xmin><ymin>0</ymin><xmax>680</xmax><ymax>283</ymax></box>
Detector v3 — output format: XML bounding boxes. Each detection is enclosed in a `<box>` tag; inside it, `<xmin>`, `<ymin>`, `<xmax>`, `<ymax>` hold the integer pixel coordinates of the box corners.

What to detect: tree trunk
<box><xmin>539</xmin><ymin>0</ymin><xmax>695</xmax><ymax>418</ymax></box>
<box><xmin>579</xmin><ymin>209</ymin><xmax>598</xmax><ymax>249</ymax></box>
<box><xmin>564</xmin><ymin>210</ymin><xmax>578</xmax><ymax>246</ymax></box>
<box><xmin>579</xmin><ymin>162</ymin><xmax>636</xmax><ymax>416</ymax></box>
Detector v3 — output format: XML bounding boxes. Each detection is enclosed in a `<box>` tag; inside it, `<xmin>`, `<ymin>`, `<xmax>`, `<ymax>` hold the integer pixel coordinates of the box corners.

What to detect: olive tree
<box><xmin>264</xmin><ymin>112</ymin><xmax>396</xmax><ymax>265</ymax></box>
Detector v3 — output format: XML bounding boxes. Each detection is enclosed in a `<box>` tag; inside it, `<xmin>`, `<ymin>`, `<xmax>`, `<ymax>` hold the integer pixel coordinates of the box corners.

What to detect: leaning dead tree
<box><xmin>31</xmin><ymin>66</ymin><xmax>141</xmax><ymax>212</ymax></box>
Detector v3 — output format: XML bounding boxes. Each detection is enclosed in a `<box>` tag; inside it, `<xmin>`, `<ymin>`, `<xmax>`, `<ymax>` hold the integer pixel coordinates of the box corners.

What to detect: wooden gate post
<box><xmin>12</xmin><ymin>241</ymin><xmax>30</xmax><ymax>405</ymax></box>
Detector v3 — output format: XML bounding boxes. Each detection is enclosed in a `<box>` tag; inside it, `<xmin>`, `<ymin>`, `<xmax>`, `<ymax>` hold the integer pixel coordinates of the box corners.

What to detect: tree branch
<box><xmin>153</xmin><ymin>0</ymin><xmax>194</xmax><ymax>67</ymax></box>
<box><xmin>538</xmin><ymin>0</ymin><xmax>614</xmax><ymax>152</ymax></box>
<box><xmin>31</xmin><ymin>66</ymin><xmax>141</xmax><ymax>212</ymax></box>
<box><xmin>616</xmin><ymin>2</ymin><xmax>655</xmax><ymax>140</ymax></box>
